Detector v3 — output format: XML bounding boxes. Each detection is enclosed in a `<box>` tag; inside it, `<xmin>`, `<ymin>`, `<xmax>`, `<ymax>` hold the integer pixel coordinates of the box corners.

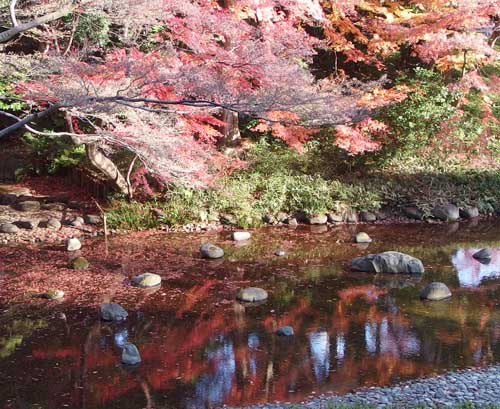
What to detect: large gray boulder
<box><xmin>100</xmin><ymin>303</ymin><xmax>128</xmax><ymax>321</ymax></box>
<box><xmin>121</xmin><ymin>343</ymin><xmax>141</xmax><ymax>365</ymax></box>
<box><xmin>236</xmin><ymin>287</ymin><xmax>268</xmax><ymax>302</ymax></box>
<box><xmin>420</xmin><ymin>282</ymin><xmax>452</xmax><ymax>301</ymax></box>
<box><xmin>200</xmin><ymin>243</ymin><xmax>224</xmax><ymax>259</ymax></box>
<box><xmin>351</xmin><ymin>251</ymin><xmax>424</xmax><ymax>274</ymax></box>
<box><xmin>432</xmin><ymin>204</ymin><xmax>459</xmax><ymax>222</ymax></box>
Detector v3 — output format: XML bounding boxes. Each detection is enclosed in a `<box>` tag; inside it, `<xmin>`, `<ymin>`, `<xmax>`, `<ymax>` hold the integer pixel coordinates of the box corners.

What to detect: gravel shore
<box><xmin>231</xmin><ymin>365</ymin><xmax>500</xmax><ymax>408</ymax></box>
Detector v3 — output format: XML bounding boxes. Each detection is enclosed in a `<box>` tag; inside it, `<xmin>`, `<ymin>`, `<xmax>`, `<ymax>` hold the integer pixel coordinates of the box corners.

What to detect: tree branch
<box><xmin>0</xmin><ymin>2</ymin><xmax>76</xmax><ymax>43</ymax></box>
<box><xmin>9</xmin><ymin>0</ymin><xmax>19</xmax><ymax>27</ymax></box>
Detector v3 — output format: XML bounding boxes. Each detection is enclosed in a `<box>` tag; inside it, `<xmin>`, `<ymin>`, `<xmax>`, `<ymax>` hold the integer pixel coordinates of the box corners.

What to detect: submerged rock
<box><xmin>121</xmin><ymin>343</ymin><xmax>141</xmax><ymax>365</ymax></box>
<box><xmin>0</xmin><ymin>223</ymin><xmax>19</xmax><ymax>234</ymax></box>
<box><xmin>200</xmin><ymin>243</ymin><xmax>224</xmax><ymax>259</ymax></box>
<box><xmin>432</xmin><ymin>203</ymin><xmax>459</xmax><ymax>222</ymax></box>
<box><xmin>232</xmin><ymin>231</ymin><xmax>251</xmax><ymax>241</ymax></box>
<box><xmin>351</xmin><ymin>251</ymin><xmax>424</xmax><ymax>274</ymax></box>
<box><xmin>42</xmin><ymin>289</ymin><xmax>65</xmax><ymax>300</ymax></box>
<box><xmin>100</xmin><ymin>303</ymin><xmax>128</xmax><ymax>321</ymax></box>
<box><xmin>236</xmin><ymin>287</ymin><xmax>268</xmax><ymax>302</ymax></box>
<box><xmin>132</xmin><ymin>273</ymin><xmax>161</xmax><ymax>288</ymax></box>
<box><xmin>71</xmin><ymin>256</ymin><xmax>90</xmax><ymax>270</ymax></box>
<box><xmin>276</xmin><ymin>326</ymin><xmax>294</xmax><ymax>336</ymax></box>
<box><xmin>67</xmin><ymin>237</ymin><xmax>82</xmax><ymax>251</ymax></box>
<box><xmin>355</xmin><ymin>232</ymin><xmax>372</xmax><ymax>243</ymax></box>
<box><xmin>274</xmin><ymin>249</ymin><xmax>286</xmax><ymax>257</ymax></box>
<box><xmin>420</xmin><ymin>282</ymin><xmax>452</xmax><ymax>301</ymax></box>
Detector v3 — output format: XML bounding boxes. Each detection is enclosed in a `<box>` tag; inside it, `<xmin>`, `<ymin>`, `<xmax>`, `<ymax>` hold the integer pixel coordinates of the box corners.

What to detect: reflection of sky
<box><xmin>365</xmin><ymin>322</ymin><xmax>377</xmax><ymax>354</ymax></box>
<box><xmin>248</xmin><ymin>332</ymin><xmax>259</xmax><ymax>377</ymax></box>
<box><xmin>309</xmin><ymin>331</ymin><xmax>330</xmax><ymax>382</ymax></box>
<box><xmin>114</xmin><ymin>329</ymin><xmax>128</xmax><ymax>348</ymax></box>
<box><xmin>188</xmin><ymin>338</ymin><xmax>235</xmax><ymax>408</ymax></box>
<box><xmin>452</xmin><ymin>248</ymin><xmax>500</xmax><ymax>287</ymax></box>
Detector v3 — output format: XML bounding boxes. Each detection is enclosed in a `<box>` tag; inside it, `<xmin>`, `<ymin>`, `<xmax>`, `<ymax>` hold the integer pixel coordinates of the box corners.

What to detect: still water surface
<box><xmin>2</xmin><ymin>221</ymin><xmax>500</xmax><ymax>408</ymax></box>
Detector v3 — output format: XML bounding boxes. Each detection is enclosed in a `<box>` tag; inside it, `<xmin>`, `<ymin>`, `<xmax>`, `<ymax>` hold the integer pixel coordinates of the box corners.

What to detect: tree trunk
<box><xmin>85</xmin><ymin>144</ymin><xmax>129</xmax><ymax>195</ymax></box>
<box><xmin>219</xmin><ymin>109</ymin><xmax>241</xmax><ymax>150</ymax></box>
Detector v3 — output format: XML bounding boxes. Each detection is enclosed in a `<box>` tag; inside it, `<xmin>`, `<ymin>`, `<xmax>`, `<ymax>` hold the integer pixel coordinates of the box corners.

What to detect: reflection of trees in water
<box><xmin>5</xmin><ymin>279</ymin><xmax>500</xmax><ymax>409</ymax></box>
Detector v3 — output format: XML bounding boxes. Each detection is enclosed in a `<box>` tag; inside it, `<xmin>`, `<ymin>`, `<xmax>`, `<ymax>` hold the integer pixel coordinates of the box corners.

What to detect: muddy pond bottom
<box><xmin>2</xmin><ymin>221</ymin><xmax>500</xmax><ymax>409</ymax></box>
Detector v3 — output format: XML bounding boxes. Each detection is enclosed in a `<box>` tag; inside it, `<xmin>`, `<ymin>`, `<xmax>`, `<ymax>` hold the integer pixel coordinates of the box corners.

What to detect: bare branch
<box><xmin>9</xmin><ymin>0</ymin><xmax>19</xmax><ymax>27</ymax></box>
<box><xmin>0</xmin><ymin>2</ymin><xmax>76</xmax><ymax>43</ymax></box>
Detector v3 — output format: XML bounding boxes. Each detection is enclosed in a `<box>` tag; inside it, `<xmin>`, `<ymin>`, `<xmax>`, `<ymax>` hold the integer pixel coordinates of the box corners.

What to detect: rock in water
<box><xmin>355</xmin><ymin>232</ymin><xmax>372</xmax><ymax>243</ymax></box>
<box><xmin>100</xmin><ymin>303</ymin><xmax>128</xmax><ymax>321</ymax></box>
<box><xmin>432</xmin><ymin>204</ymin><xmax>459</xmax><ymax>222</ymax></box>
<box><xmin>0</xmin><ymin>223</ymin><xmax>19</xmax><ymax>234</ymax></box>
<box><xmin>71</xmin><ymin>256</ymin><xmax>90</xmax><ymax>270</ymax></box>
<box><xmin>42</xmin><ymin>289</ymin><xmax>65</xmax><ymax>300</ymax></box>
<box><xmin>275</xmin><ymin>249</ymin><xmax>286</xmax><ymax>257</ymax></box>
<box><xmin>473</xmin><ymin>248</ymin><xmax>492</xmax><ymax>261</ymax></box>
<box><xmin>236</xmin><ymin>287</ymin><xmax>268</xmax><ymax>302</ymax></box>
<box><xmin>232</xmin><ymin>231</ymin><xmax>251</xmax><ymax>241</ymax></box>
<box><xmin>460</xmin><ymin>207</ymin><xmax>479</xmax><ymax>219</ymax></box>
<box><xmin>351</xmin><ymin>251</ymin><xmax>424</xmax><ymax>274</ymax></box>
<box><xmin>67</xmin><ymin>237</ymin><xmax>82</xmax><ymax>251</ymax></box>
<box><xmin>276</xmin><ymin>326</ymin><xmax>294</xmax><ymax>336</ymax></box>
<box><xmin>200</xmin><ymin>243</ymin><xmax>224</xmax><ymax>259</ymax></box>
<box><xmin>121</xmin><ymin>343</ymin><xmax>141</xmax><ymax>365</ymax></box>
<box><xmin>420</xmin><ymin>282</ymin><xmax>452</xmax><ymax>301</ymax></box>
<box><xmin>132</xmin><ymin>273</ymin><xmax>161</xmax><ymax>288</ymax></box>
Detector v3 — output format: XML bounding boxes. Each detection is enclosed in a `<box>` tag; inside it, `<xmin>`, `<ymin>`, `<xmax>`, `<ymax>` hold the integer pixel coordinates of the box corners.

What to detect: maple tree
<box><xmin>0</xmin><ymin>0</ymin><xmax>498</xmax><ymax>192</ymax></box>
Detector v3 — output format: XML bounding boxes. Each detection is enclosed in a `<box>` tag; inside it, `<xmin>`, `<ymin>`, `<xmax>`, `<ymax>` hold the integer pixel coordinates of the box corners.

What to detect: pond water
<box><xmin>2</xmin><ymin>220</ymin><xmax>500</xmax><ymax>409</ymax></box>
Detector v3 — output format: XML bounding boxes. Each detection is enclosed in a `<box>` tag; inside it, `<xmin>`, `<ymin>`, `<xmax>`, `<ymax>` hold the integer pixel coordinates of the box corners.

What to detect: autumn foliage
<box><xmin>0</xmin><ymin>0</ymin><xmax>498</xmax><ymax>188</ymax></box>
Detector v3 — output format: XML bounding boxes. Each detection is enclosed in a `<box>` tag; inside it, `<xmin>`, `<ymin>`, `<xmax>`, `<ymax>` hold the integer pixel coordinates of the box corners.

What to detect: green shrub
<box><xmin>22</xmin><ymin>132</ymin><xmax>86</xmax><ymax>175</ymax></box>
<box><xmin>379</xmin><ymin>68</ymin><xmax>459</xmax><ymax>159</ymax></box>
<box><xmin>74</xmin><ymin>13</ymin><xmax>110</xmax><ymax>47</ymax></box>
